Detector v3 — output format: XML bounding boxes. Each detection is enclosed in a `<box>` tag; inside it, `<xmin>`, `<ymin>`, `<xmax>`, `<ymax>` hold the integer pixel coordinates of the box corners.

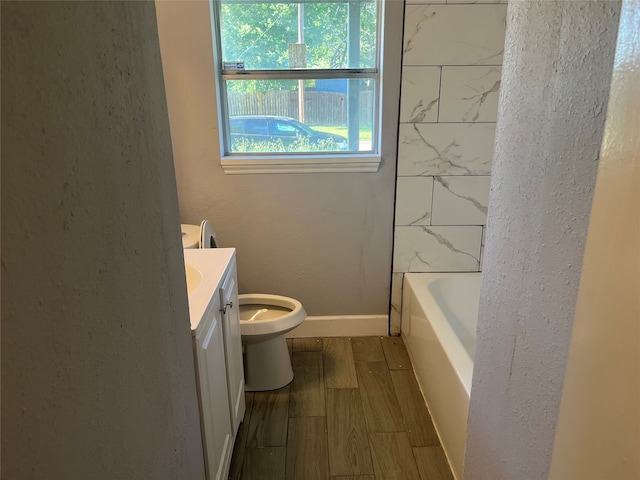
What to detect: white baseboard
<box><xmin>286</xmin><ymin>315</ymin><xmax>389</xmax><ymax>338</ymax></box>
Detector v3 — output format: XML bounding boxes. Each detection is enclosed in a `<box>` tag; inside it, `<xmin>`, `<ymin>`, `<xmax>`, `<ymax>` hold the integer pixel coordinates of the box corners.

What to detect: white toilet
<box><xmin>181</xmin><ymin>222</ymin><xmax>306</xmax><ymax>391</ymax></box>
<box><xmin>238</xmin><ymin>293</ymin><xmax>306</xmax><ymax>391</ymax></box>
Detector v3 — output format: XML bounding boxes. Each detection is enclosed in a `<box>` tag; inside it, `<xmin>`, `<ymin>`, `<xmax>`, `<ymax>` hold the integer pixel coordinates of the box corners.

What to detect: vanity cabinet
<box><xmin>193</xmin><ymin>292</ymin><xmax>234</xmax><ymax>480</ymax></box>
<box><xmin>186</xmin><ymin>249</ymin><xmax>245</xmax><ymax>480</ymax></box>
<box><xmin>219</xmin><ymin>257</ymin><xmax>245</xmax><ymax>433</ymax></box>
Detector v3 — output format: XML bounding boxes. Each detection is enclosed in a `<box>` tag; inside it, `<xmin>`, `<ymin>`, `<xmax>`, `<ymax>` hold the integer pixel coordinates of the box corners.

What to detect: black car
<box><xmin>229</xmin><ymin>115</ymin><xmax>348</xmax><ymax>151</ymax></box>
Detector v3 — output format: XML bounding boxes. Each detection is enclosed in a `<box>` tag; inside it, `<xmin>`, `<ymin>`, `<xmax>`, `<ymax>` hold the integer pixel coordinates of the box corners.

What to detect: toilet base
<box><xmin>243</xmin><ymin>334</ymin><xmax>293</xmax><ymax>391</ymax></box>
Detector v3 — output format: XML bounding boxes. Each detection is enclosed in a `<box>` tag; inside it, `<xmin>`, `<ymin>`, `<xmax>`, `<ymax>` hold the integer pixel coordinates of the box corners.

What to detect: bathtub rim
<box><xmin>403</xmin><ymin>272</ymin><xmax>477</xmax><ymax>395</ymax></box>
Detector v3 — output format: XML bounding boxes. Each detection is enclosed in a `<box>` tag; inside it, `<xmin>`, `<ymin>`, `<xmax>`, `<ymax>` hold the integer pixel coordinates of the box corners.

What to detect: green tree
<box><xmin>219</xmin><ymin>0</ymin><xmax>377</xmax><ymax>93</ymax></box>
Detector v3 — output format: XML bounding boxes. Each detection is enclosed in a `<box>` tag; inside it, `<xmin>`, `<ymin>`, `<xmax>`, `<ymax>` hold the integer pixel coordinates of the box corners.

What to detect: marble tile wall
<box><xmin>391</xmin><ymin>1</ymin><xmax>507</xmax><ymax>333</ymax></box>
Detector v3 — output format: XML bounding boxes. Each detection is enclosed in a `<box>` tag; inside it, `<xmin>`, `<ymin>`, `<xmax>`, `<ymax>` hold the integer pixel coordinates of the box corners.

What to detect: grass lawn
<box><xmin>313</xmin><ymin>125</ymin><xmax>372</xmax><ymax>142</ymax></box>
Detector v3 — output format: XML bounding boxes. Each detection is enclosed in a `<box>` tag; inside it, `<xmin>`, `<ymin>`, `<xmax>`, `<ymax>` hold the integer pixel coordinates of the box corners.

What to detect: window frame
<box><xmin>209</xmin><ymin>0</ymin><xmax>384</xmax><ymax>174</ymax></box>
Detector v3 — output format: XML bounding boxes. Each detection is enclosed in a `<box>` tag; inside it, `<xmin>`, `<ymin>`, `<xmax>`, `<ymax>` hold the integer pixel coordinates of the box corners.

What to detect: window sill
<box><xmin>220</xmin><ymin>154</ymin><xmax>382</xmax><ymax>174</ymax></box>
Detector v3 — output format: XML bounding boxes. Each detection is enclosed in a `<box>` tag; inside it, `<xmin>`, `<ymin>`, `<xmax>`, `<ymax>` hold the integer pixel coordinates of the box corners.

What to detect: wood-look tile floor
<box><xmin>229</xmin><ymin>336</ymin><xmax>454</xmax><ymax>480</ymax></box>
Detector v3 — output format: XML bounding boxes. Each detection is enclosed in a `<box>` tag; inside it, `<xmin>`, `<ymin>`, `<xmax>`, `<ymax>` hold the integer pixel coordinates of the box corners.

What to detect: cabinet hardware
<box><xmin>220</xmin><ymin>301</ymin><xmax>233</xmax><ymax>314</ymax></box>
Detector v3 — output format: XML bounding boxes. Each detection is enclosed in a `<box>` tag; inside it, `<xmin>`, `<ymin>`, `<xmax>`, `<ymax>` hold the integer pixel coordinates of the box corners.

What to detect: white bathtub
<box><xmin>401</xmin><ymin>273</ymin><xmax>481</xmax><ymax>480</ymax></box>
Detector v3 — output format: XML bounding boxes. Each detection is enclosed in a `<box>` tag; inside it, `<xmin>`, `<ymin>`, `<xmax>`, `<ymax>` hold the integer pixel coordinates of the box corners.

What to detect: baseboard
<box><xmin>286</xmin><ymin>315</ymin><xmax>389</xmax><ymax>338</ymax></box>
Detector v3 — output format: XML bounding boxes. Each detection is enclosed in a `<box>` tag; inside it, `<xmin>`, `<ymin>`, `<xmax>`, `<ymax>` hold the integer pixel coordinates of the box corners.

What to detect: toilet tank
<box><xmin>181</xmin><ymin>224</ymin><xmax>200</xmax><ymax>249</ymax></box>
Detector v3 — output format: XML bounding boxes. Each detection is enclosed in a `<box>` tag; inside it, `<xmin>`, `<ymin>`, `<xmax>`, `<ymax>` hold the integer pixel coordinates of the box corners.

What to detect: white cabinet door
<box><xmin>193</xmin><ymin>294</ymin><xmax>233</xmax><ymax>480</ymax></box>
<box><xmin>220</xmin><ymin>256</ymin><xmax>246</xmax><ymax>434</ymax></box>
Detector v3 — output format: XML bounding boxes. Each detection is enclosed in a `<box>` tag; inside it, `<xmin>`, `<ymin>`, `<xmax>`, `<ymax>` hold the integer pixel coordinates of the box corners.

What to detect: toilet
<box><xmin>238</xmin><ymin>294</ymin><xmax>306</xmax><ymax>391</ymax></box>
<box><xmin>181</xmin><ymin>222</ymin><xmax>306</xmax><ymax>391</ymax></box>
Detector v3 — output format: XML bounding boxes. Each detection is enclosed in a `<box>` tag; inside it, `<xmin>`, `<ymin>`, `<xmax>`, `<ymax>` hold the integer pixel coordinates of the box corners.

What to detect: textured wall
<box><xmin>549</xmin><ymin>1</ymin><xmax>640</xmax><ymax>476</ymax></box>
<box><xmin>1</xmin><ymin>2</ymin><xmax>205</xmax><ymax>478</ymax></box>
<box><xmin>391</xmin><ymin>0</ymin><xmax>507</xmax><ymax>333</ymax></box>
<box><xmin>155</xmin><ymin>0</ymin><xmax>403</xmax><ymax>317</ymax></box>
<box><xmin>464</xmin><ymin>1</ymin><xmax>621</xmax><ymax>478</ymax></box>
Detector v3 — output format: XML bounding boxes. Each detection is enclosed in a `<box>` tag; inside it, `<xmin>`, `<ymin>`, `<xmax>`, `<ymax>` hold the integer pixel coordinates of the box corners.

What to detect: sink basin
<box><xmin>183</xmin><ymin>249</ymin><xmax>236</xmax><ymax>331</ymax></box>
<box><xmin>185</xmin><ymin>263</ymin><xmax>202</xmax><ymax>295</ymax></box>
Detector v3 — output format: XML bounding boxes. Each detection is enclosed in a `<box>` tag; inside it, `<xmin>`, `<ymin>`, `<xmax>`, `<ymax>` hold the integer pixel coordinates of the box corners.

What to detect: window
<box><xmin>211</xmin><ymin>0</ymin><xmax>383</xmax><ymax>173</ymax></box>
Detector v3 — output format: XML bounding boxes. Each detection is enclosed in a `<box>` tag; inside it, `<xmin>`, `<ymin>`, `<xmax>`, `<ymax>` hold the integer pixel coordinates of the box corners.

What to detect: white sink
<box><xmin>184</xmin><ymin>249</ymin><xmax>236</xmax><ymax>331</ymax></box>
<box><xmin>185</xmin><ymin>263</ymin><xmax>202</xmax><ymax>295</ymax></box>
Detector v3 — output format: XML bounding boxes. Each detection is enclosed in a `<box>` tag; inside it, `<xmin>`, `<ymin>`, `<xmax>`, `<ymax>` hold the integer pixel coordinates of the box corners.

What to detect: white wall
<box><xmin>464</xmin><ymin>1</ymin><xmax>621</xmax><ymax>478</ymax></box>
<box><xmin>1</xmin><ymin>2</ymin><xmax>205</xmax><ymax>478</ymax></box>
<box><xmin>549</xmin><ymin>1</ymin><xmax>640</xmax><ymax>477</ymax></box>
<box><xmin>155</xmin><ymin>0</ymin><xmax>404</xmax><ymax>317</ymax></box>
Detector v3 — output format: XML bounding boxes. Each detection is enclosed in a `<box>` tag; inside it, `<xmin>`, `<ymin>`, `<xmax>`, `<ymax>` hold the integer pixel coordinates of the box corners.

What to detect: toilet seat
<box><xmin>239</xmin><ymin>293</ymin><xmax>307</xmax><ymax>391</ymax></box>
<box><xmin>238</xmin><ymin>294</ymin><xmax>306</xmax><ymax>337</ymax></box>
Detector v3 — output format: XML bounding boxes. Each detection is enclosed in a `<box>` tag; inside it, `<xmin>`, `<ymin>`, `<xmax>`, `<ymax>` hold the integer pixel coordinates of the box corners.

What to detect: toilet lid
<box><xmin>181</xmin><ymin>224</ymin><xmax>200</xmax><ymax>249</ymax></box>
<box><xmin>199</xmin><ymin>220</ymin><xmax>218</xmax><ymax>248</ymax></box>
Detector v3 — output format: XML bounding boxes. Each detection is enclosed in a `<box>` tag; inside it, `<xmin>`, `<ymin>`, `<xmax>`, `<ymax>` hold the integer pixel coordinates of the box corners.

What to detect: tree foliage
<box><xmin>219</xmin><ymin>0</ymin><xmax>377</xmax><ymax>93</ymax></box>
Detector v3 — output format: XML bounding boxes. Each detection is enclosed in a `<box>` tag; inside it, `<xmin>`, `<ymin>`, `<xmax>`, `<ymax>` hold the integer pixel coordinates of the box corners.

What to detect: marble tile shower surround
<box><xmin>403</xmin><ymin>5</ymin><xmax>506</xmax><ymax>66</ymax></box>
<box><xmin>395</xmin><ymin>176</ymin><xmax>491</xmax><ymax>227</ymax></box>
<box><xmin>395</xmin><ymin>177</ymin><xmax>434</xmax><ymax>226</ymax></box>
<box><xmin>431</xmin><ymin>176</ymin><xmax>491</xmax><ymax>225</ymax></box>
<box><xmin>439</xmin><ymin>66</ymin><xmax>502</xmax><ymax>122</ymax></box>
<box><xmin>397</xmin><ymin>123</ymin><xmax>495</xmax><ymax>176</ymax></box>
<box><xmin>400</xmin><ymin>66</ymin><xmax>440</xmax><ymax>123</ymax></box>
<box><xmin>391</xmin><ymin>2</ymin><xmax>506</xmax><ymax>332</ymax></box>
<box><xmin>404</xmin><ymin>1</ymin><xmax>508</xmax><ymax>6</ymax></box>
<box><xmin>394</xmin><ymin>226</ymin><xmax>482</xmax><ymax>273</ymax></box>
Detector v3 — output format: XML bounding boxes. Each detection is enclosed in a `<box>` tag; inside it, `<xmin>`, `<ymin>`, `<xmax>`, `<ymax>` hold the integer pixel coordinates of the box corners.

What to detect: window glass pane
<box><xmin>219</xmin><ymin>0</ymin><xmax>378</xmax><ymax>70</ymax></box>
<box><xmin>225</xmin><ymin>78</ymin><xmax>375</xmax><ymax>154</ymax></box>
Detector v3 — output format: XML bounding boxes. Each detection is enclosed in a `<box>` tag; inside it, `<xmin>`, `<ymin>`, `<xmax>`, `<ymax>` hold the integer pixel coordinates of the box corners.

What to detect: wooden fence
<box><xmin>227</xmin><ymin>90</ymin><xmax>374</xmax><ymax>127</ymax></box>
